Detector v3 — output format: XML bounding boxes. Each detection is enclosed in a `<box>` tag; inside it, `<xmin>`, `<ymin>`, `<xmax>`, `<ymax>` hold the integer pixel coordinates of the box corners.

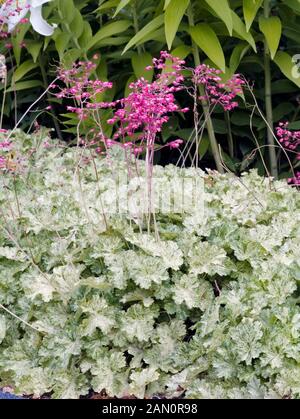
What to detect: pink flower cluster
<box><xmin>107</xmin><ymin>51</ymin><xmax>187</xmax><ymax>153</ymax></box>
<box><xmin>55</xmin><ymin>59</ymin><xmax>113</xmax><ymax>120</ymax></box>
<box><xmin>55</xmin><ymin>51</ymin><xmax>187</xmax><ymax>154</ymax></box>
<box><xmin>0</xmin><ymin>132</ymin><xmax>11</xmax><ymax>171</ymax></box>
<box><xmin>276</xmin><ymin>122</ymin><xmax>300</xmax><ymax>185</ymax></box>
<box><xmin>193</xmin><ymin>64</ymin><xmax>245</xmax><ymax>111</ymax></box>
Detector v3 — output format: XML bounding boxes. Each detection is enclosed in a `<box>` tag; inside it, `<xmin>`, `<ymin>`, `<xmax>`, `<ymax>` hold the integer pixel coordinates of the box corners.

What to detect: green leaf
<box><xmin>232</xmin><ymin>11</ymin><xmax>257</xmax><ymax>51</ymax></box>
<box><xmin>203</xmin><ymin>0</ymin><xmax>233</xmax><ymax>35</ymax></box>
<box><xmin>284</xmin><ymin>0</ymin><xmax>300</xmax><ymax>13</ymax></box>
<box><xmin>97</xmin><ymin>0</ymin><xmax>119</xmax><ymax>12</ymax></box>
<box><xmin>7</xmin><ymin>80</ymin><xmax>43</xmax><ymax>92</ymax></box>
<box><xmin>68</xmin><ymin>8</ymin><xmax>84</xmax><ymax>39</ymax></box>
<box><xmin>113</xmin><ymin>0</ymin><xmax>132</xmax><ymax>17</ymax></box>
<box><xmin>123</xmin><ymin>15</ymin><xmax>164</xmax><ymax>54</ymax></box>
<box><xmin>12</xmin><ymin>23</ymin><xmax>30</xmax><ymax>66</ymax></box>
<box><xmin>88</xmin><ymin>20</ymin><xmax>131</xmax><ymax>49</ymax></box>
<box><xmin>171</xmin><ymin>44</ymin><xmax>192</xmax><ymax>59</ymax></box>
<box><xmin>243</xmin><ymin>0</ymin><xmax>263</xmax><ymax>31</ymax></box>
<box><xmin>79</xmin><ymin>21</ymin><xmax>93</xmax><ymax>49</ymax></box>
<box><xmin>164</xmin><ymin>0</ymin><xmax>172</xmax><ymax>9</ymax></box>
<box><xmin>12</xmin><ymin>60</ymin><xmax>39</xmax><ymax>83</ymax></box>
<box><xmin>60</xmin><ymin>49</ymin><xmax>82</xmax><ymax>68</ymax></box>
<box><xmin>288</xmin><ymin>120</ymin><xmax>300</xmax><ymax>130</ymax></box>
<box><xmin>259</xmin><ymin>16</ymin><xmax>282</xmax><ymax>59</ymax></box>
<box><xmin>199</xmin><ymin>135</ymin><xmax>210</xmax><ymax>158</ymax></box>
<box><xmin>230</xmin><ymin>42</ymin><xmax>250</xmax><ymax>72</ymax></box>
<box><xmin>164</xmin><ymin>0</ymin><xmax>190</xmax><ymax>50</ymax></box>
<box><xmin>132</xmin><ymin>52</ymin><xmax>153</xmax><ymax>82</ymax></box>
<box><xmin>55</xmin><ymin>33</ymin><xmax>71</xmax><ymax>61</ymax></box>
<box><xmin>58</xmin><ymin>0</ymin><xmax>75</xmax><ymax>23</ymax></box>
<box><xmin>26</xmin><ymin>41</ymin><xmax>43</xmax><ymax>63</ymax></box>
<box><xmin>273</xmin><ymin>51</ymin><xmax>300</xmax><ymax>88</ymax></box>
<box><xmin>135</xmin><ymin>28</ymin><xmax>166</xmax><ymax>46</ymax></box>
<box><xmin>272</xmin><ymin>102</ymin><xmax>295</xmax><ymax>122</ymax></box>
<box><xmin>189</xmin><ymin>23</ymin><xmax>226</xmax><ymax>72</ymax></box>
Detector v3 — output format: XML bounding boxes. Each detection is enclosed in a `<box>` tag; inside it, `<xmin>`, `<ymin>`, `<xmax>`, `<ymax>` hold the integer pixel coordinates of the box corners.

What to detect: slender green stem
<box><xmin>0</xmin><ymin>75</ymin><xmax>7</xmax><ymax>129</ymax></box>
<box><xmin>38</xmin><ymin>56</ymin><xmax>63</xmax><ymax>141</ymax></box>
<box><xmin>225</xmin><ymin>112</ymin><xmax>234</xmax><ymax>158</ymax></box>
<box><xmin>263</xmin><ymin>0</ymin><xmax>278</xmax><ymax>178</ymax></box>
<box><xmin>187</xmin><ymin>3</ymin><xmax>224</xmax><ymax>173</ymax></box>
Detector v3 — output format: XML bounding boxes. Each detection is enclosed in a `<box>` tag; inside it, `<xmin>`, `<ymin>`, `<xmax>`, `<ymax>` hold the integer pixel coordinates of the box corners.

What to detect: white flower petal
<box><xmin>6</xmin><ymin>9</ymin><xmax>28</xmax><ymax>32</ymax></box>
<box><xmin>29</xmin><ymin>5</ymin><xmax>56</xmax><ymax>36</ymax></box>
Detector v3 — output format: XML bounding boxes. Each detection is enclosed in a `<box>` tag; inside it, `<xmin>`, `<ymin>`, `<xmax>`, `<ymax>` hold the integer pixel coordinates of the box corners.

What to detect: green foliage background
<box><xmin>1</xmin><ymin>0</ymin><xmax>300</xmax><ymax>176</ymax></box>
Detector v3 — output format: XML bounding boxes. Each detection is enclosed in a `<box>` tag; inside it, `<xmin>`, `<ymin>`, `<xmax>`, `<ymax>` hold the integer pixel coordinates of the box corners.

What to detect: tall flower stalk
<box><xmin>187</xmin><ymin>2</ymin><xmax>224</xmax><ymax>173</ymax></box>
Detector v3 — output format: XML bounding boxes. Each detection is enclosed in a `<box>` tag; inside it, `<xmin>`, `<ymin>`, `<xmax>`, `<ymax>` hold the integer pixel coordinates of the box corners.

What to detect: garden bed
<box><xmin>0</xmin><ymin>131</ymin><xmax>299</xmax><ymax>399</ymax></box>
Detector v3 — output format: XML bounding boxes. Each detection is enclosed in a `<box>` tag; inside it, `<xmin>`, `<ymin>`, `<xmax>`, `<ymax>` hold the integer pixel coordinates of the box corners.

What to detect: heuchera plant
<box><xmin>54</xmin><ymin>52</ymin><xmax>245</xmax><ymax>166</ymax></box>
<box><xmin>0</xmin><ymin>131</ymin><xmax>299</xmax><ymax>399</ymax></box>
<box><xmin>192</xmin><ymin>64</ymin><xmax>245</xmax><ymax>111</ymax></box>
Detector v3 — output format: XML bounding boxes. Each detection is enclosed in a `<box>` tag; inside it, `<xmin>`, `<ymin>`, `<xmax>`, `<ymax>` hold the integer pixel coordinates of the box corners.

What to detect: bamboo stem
<box><xmin>263</xmin><ymin>0</ymin><xmax>278</xmax><ymax>178</ymax></box>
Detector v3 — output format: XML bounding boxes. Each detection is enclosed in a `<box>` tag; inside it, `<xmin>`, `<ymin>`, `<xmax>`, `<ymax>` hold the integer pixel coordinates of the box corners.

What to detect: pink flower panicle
<box><xmin>55</xmin><ymin>60</ymin><xmax>113</xmax><ymax>120</ymax></box>
<box><xmin>276</xmin><ymin>122</ymin><xmax>300</xmax><ymax>185</ymax></box>
<box><xmin>107</xmin><ymin>51</ymin><xmax>186</xmax><ymax>153</ymax></box>
<box><xmin>193</xmin><ymin>64</ymin><xmax>245</xmax><ymax>111</ymax></box>
<box><xmin>0</xmin><ymin>134</ymin><xmax>12</xmax><ymax>171</ymax></box>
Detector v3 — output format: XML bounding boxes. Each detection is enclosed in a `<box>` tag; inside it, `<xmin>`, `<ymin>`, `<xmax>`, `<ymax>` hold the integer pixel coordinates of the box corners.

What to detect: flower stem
<box><xmin>38</xmin><ymin>56</ymin><xmax>63</xmax><ymax>141</ymax></box>
<box><xmin>225</xmin><ymin>112</ymin><xmax>234</xmax><ymax>158</ymax></box>
<box><xmin>187</xmin><ymin>3</ymin><xmax>224</xmax><ymax>173</ymax></box>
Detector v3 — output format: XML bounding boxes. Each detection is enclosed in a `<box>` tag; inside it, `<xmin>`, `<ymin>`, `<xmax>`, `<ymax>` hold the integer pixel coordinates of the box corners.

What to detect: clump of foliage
<box><xmin>0</xmin><ymin>130</ymin><xmax>299</xmax><ymax>399</ymax></box>
<box><xmin>1</xmin><ymin>0</ymin><xmax>300</xmax><ymax>178</ymax></box>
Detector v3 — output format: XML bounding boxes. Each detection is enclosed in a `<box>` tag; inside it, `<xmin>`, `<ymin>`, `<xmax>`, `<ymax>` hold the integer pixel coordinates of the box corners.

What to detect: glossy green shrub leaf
<box><xmin>26</xmin><ymin>41</ymin><xmax>43</xmax><ymax>63</ymax></box>
<box><xmin>79</xmin><ymin>21</ymin><xmax>93</xmax><ymax>49</ymax></box>
<box><xmin>288</xmin><ymin>120</ymin><xmax>300</xmax><ymax>129</ymax></box>
<box><xmin>89</xmin><ymin>20</ymin><xmax>132</xmax><ymax>50</ymax></box>
<box><xmin>243</xmin><ymin>0</ymin><xmax>263</xmax><ymax>31</ymax></box>
<box><xmin>229</xmin><ymin>42</ymin><xmax>250</xmax><ymax>72</ymax></box>
<box><xmin>284</xmin><ymin>0</ymin><xmax>300</xmax><ymax>13</ymax></box>
<box><xmin>198</xmin><ymin>134</ymin><xmax>210</xmax><ymax>158</ymax></box>
<box><xmin>203</xmin><ymin>0</ymin><xmax>233</xmax><ymax>35</ymax></box>
<box><xmin>12</xmin><ymin>61</ymin><xmax>39</xmax><ymax>83</ymax></box>
<box><xmin>135</xmin><ymin>28</ymin><xmax>166</xmax><ymax>46</ymax></box>
<box><xmin>97</xmin><ymin>0</ymin><xmax>119</xmax><ymax>12</ymax></box>
<box><xmin>232</xmin><ymin>11</ymin><xmax>257</xmax><ymax>51</ymax></box>
<box><xmin>113</xmin><ymin>0</ymin><xmax>132</xmax><ymax>17</ymax></box>
<box><xmin>123</xmin><ymin>14</ymin><xmax>164</xmax><ymax>54</ymax></box>
<box><xmin>164</xmin><ymin>0</ymin><xmax>190</xmax><ymax>50</ymax></box>
<box><xmin>55</xmin><ymin>33</ymin><xmax>71</xmax><ymax>61</ymax></box>
<box><xmin>11</xmin><ymin>23</ymin><xmax>30</xmax><ymax>66</ymax></box>
<box><xmin>132</xmin><ymin>52</ymin><xmax>153</xmax><ymax>81</ymax></box>
<box><xmin>58</xmin><ymin>0</ymin><xmax>76</xmax><ymax>23</ymax></box>
<box><xmin>68</xmin><ymin>8</ymin><xmax>85</xmax><ymax>39</ymax></box>
<box><xmin>259</xmin><ymin>16</ymin><xmax>282</xmax><ymax>59</ymax></box>
<box><xmin>171</xmin><ymin>45</ymin><xmax>192</xmax><ymax>59</ymax></box>
<box><xmin>164</xmin><ymin>0</ymin><xmax>172</xmax><ymax>9</ymax></box>
<box><xmin>6</xmin><ymin>80</ymin><xmax>43</xmax><ymax>92</ymax></box>
<box><xmin>189</xmin><ymin>24</ymin><xmax>226</xmax><ymax>72</ymax></box>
